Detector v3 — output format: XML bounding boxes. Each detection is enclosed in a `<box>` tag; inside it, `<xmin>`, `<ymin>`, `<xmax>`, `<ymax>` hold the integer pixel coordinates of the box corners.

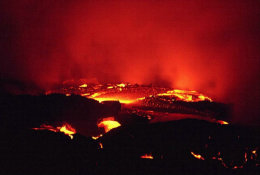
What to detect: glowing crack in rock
<box><xmin>190</xmin><ymin>152</ymin><xmax>205</xmax><ymax>160</ymax></box>
<box><xmin>32</xmin><ymin>123</ymin><xmax>76</xmax><ymax>139</ymax></box>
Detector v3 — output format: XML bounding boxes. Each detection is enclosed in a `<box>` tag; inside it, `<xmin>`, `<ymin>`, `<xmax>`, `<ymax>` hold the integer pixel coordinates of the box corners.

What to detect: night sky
<box><xmin>0</xmin><ymin>0</ymin><xmax>260</xmax><ymax>124</ymax></box>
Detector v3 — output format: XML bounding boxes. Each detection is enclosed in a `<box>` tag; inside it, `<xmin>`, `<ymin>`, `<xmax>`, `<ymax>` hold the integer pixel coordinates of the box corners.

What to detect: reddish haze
<box><xmin>0</xmin><ymin>0</ymin><xmax>260</xmax><ymax>124</ymax></box>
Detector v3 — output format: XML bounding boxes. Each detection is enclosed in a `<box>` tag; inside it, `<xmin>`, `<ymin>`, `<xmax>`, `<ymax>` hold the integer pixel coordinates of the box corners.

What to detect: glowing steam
<box><xmin>1</xmin><ymin>0</ymin><xmax>260</xmax><ymax>124</ymax></box>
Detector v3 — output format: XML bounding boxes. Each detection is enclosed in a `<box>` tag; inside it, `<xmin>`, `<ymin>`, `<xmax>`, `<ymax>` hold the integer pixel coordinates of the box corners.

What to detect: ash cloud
<box><xmin>0</xmin><ymin>0</ymin><xmax>260</xmax><ymax>124</ymax></box>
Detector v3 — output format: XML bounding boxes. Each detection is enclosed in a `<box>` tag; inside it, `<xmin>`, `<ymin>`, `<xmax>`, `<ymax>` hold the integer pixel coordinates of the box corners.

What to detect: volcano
<box><xmin>1</xmin><ymin>1</ymin><xmax>260</xmax><ymax>174</ymax></box>
<box><xmin>0</xmin><ymin>81</ymin><xmax>259</xmax><ymax>175</ymax></box>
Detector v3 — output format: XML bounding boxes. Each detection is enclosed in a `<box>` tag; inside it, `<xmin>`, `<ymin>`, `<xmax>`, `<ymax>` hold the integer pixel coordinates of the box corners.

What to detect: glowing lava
<box><xmin>79</xmin><ymin>83</ymin><xmax>88</xmax><ymax>88</ymax></box>
<box><xmin>97</xmin><ymin>117</ymin><xmax>121</xmax><ymax>133</ymax></box>
<box><xmin>92</xmin><ymin>134</ymin><xmax>103</xmax><ymax>140</ymax></box>
<box><xmin>157</xmin><ymin>89</ymin><xmax>212</xmax><ymax>102</ymax></box>
<box><xmin>217</xmin><ymin>120</ymin><xmax>229</xmax><ymax>125</ymax></box>
<box><xmin>190</xmin><ymin>152</ymin><xmax>205</xmax><ymax>160</ymax></box>
<box><xmin>32</xmin><ymin>123</ymin><xmax>76</xmax><ymax>139</ymax></box>
<box><xmin>47</xmin><ymin>82</ymin><xmax>213</xmax><ymax>104</ymax></box>
<box><xmin>140</xmin><ymin>154</ymin><xmax>154</xmax><ymax>159</ymax></box>
<box><xmin>58</xmin><ymin>124</ymin><xmax>76</xmax><ymax>139</ymax></box>
<box><xmin>89</xmin><ymin>87</ymin><xmax>213</xmax><ymax>104</ymax></box>
<box><xmin>93</xmin><ymin>97</ymin><xmax>136</xmax><ymax>104</ymax></box>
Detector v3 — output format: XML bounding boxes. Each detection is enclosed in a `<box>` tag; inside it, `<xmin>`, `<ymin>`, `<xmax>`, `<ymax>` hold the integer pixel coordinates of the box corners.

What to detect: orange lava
<box><xmin>191</xmin><ymin>152</ymin><xmax>205</xmax><ymax>160</ymax></box>
<box><xmin>157</xmin><ymin>89</ymin><xmax>212</xmax><ymax>102</ymax></box>
<box><xmin>79</xmin><ymin>83</ymin><xmax>88</xmax><ymax>88</ymax></box>
<box><xmin>32</xmin><ymin>123</ymin><xmax>76</xmax><ymax>139</ymax></box>
<box><xmin>89</xmin><ymin>88</ymin><xmax>212</xmax><ymax>104</ymax></box>
<box><xmin>217</xmin><ymin>120</ymin><xmax>229</xmax><ymax>125</ymax></box>
<box><xmin>58</xmin><ymin>124</ymin><xmax>76</xmax><ymax>139</ymax></box>
<box><xmin>97</xmin><ymin>117</ymin><xmax>121</xmax><ymax>133</ymax></box>
<box><xmin>47</xmin><ymin>82</ymin><xmax>214</xmax><ymax>104</ymax></box>
<box><xmin>93</xmin><ymin>97</ymin><xmax>136</xmax><ymax>104</ymax></box>
<box><xmin>99</xmin><ymin>143</ymin><xmax>103</xmax><ymax>149</ymax></box>
<box><xmin>88</xmin><ymin>86</ymin><xmax>212</xmax><ymax>104</ymax></box>
<box><xmin>92</xmin><ymin>134</ymin><xmax>103</xmax><ymax>140</ymax></box>
<box><xmin>140</xmin><ymin>154</ymin><xmax>154</xmax><ymax>159</ymax></box>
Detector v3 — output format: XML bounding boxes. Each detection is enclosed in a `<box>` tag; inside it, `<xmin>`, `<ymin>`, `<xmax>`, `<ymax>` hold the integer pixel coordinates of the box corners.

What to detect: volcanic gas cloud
<box><xmin>0</xmin><ymin>0</ymin><xmax>260</xmax><ymax>124</ymax></box>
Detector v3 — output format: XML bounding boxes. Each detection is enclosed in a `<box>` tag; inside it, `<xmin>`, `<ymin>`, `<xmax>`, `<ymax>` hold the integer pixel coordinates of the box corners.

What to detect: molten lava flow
<box><xmin>190</xmin><ymin>152</ymin><xmax>205</xmax><ymax>160</ymax></box>
<box><xmin>117</xmin><ymin>83</ymin><xmax>126</xmax><ymax>88</ymax></box>
<box><xmin>92</xmin><ymin>134</ymin><xmax>103</xmax><ymax>140</ymax></box>
<box><xmin>48</xmin><ymin>82</ymin><xmax>213</xmax><ymax>104</ymax></box>
<box><xmin>93</xmin><ymin>97</ymin><xmax>136</xmax><ymax>104</ymax></box>
<box><xmin>32</xmin><ymin>124</ymin><xmax>57</xmax><ymax>132</ymax></box>
<box><xmin>58</xmin><ymin>124</ymin><xmax>76</xmax><ymax>139</ymax></box>
<box><xmin>32</xmin><ymin>123</ymin><xmax>76</xmax><ymax>139</ymax></box>
<box><xmin>157</xmin><ymin>89</ymin><xmax>212</xmax><ymax>102</ymax></box>
<box><xmin>87</xmin><ymin>86</ymin><xmax>213</xmax><ymax>104</ymax></box>
<box><xmin>90</xmin><ymin>92</ymin><xmax>104</xmax><ymax>98</ymax></box>
<box><xmin>86</xmin><ymin>83</ymin><xmax>139</xmax><ymax>104</ymax></box>
<box><xmin>97</xmin><ymin>117</ymin><xmax>121</xmax><ymax>133</ymax></box>
<box><xmin>140</xmin><ymin>154</ymin><xmax>154</xmax><ymax>159</ymax></box>
<box><xmin>79</xmin><ymin>83</ymin><xmax>88</xmax><ymax>88</ymax></box>
<box><xmin>217</xmin><ymin>120</ymin><xmax>229</xmax><ymax>125</ymax></box>
<box><xmin>191</xmin><ymin>149</ymin><xmax>258</xmax><ymax>169</ymax></box>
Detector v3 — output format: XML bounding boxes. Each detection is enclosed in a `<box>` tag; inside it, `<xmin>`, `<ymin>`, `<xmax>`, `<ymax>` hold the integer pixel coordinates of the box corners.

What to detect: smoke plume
<box><xmin>1</xmin><ymin>0</ymin><xmax>260</xmax><ymax>124</ymax></box>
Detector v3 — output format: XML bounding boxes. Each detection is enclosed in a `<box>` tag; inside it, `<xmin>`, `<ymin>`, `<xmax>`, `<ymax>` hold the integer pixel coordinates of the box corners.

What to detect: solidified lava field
<box><xmin>0</xmin><ymin>83</ymin><xmax>259</xmax><ymax>175</ymax></box>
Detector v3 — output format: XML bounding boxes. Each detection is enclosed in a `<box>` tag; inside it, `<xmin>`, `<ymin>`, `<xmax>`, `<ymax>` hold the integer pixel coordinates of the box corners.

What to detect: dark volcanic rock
<box><xmin>0</xmin><ymin>129</ymin><xmax>99</xmax><ymax>175</ymax></box>
<box><xmin>0</xmin><ymin>94</ymin><xmax>121</xmax><ymax>136</ymax></box>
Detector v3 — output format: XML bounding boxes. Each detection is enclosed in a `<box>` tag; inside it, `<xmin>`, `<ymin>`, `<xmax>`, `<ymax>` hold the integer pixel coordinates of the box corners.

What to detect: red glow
<box><xmin>79</xmin><ymin>83</ymin><xmax>88</xmax><ymax>88</ymax></box>
<box><xmin>92</xmin><ymin>134</ymin><xmax>103</xmax><ymax>140</ymax></box>
<box><xmin>90</xmin><ymin>89</ymin><xmax>212</xmax><ymax>104</ymax></box>
<box><xmin>66</xmin><ymin>83</ymin><xmax>213</xmax><ymax>104</ymax></box>
<box><xmin>97</xmin><ymin>117</ymin><xmax>121</xmax><ymax>133</ymax></box>
<box><xmin>217</xmin><ymin>120</ymin><xmax>229</xmax><ymax>125</ymax></box>
<box><xmin>32</xmin><ymin>123</ymin><xmax>76</xmax><ymax>139</ymax></box>
<box><xmin>140</xmin><ymin>154</ymin><xmax>154</xmax><ymax>159</ymax></box>
<box><xmin>58</xmin><ymin>124</ymin><xmax>76</xmax><ymax>139</ymax></box>
<box><xmin>92</xmin><ymin>97</ymin><xmax>136</xmax><ymax>104</ymax></box>
<box><xmin>1</xmin><ymin>1</ymin><xmax>260</xmax><ymax>125</ymax></box>
<box><xmin>157</xmin><ymin>89</ymin><xmax>212</xmax><ymax>102</ymax></box>
<box><xmin>190</xmin><ymin>152</ymin><xmax>205</xmax><ymax>160</ymax></box>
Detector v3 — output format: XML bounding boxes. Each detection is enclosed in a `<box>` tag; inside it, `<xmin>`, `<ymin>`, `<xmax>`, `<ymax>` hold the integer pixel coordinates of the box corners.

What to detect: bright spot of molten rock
<box><xmin>217</xmin><ymin>120</ymin><xmax>229</xmax><ymax>125</ymax></box>
<box><xmin>76</xmin><ymin>83</ymin><xmax>213</xmax><ymax>104</ymax></box>
<box><xmin>79</xmin><ymin>83</ymin><xmax>88</xmax><ymax>88</ymax></box>
<box><xmin>117</xmin><ymin>83</ymin><xmax>126</xmax><ymax>88</ymax></box>
<box><xmin>32</xmin><ymin>123</ymin><xmax>76</xmax><ymax>139</ymax></box>
<box><xmin>97</xmin><ymin>117</ymin><xmax>121</xmax><ymax>133</ymax></box>
<box><xmin>158</xmin><ymin>89</ymin><xmax>212</xmax><ymax>102</ymax></box>
<box><xmin>191</xmin><ymin>152</ymin><xmax>205</xmax><ymax>160</ymax></box>
<box><xmin>58</xmin><ymin>124</ymin><xmax>76</xmax><ymax>139</ymax></box>
<box><xmin>93</xmin><ymin>97</ymin><xmax>136</xmax><ymax>104</ymax></box>
<box><xmin>90</xmin><ymin>92</ymin><xmax>103</xmax><ymax>98</ymax></box>
<box><xmin>92</xmin><ymin>134</ymin><xmax>103</xmax><ymax>140</ymax></box>
<box><xmin>140</xmin><ymin>154</ymin><xmax>154</xmax><ymax>159</ymax></box>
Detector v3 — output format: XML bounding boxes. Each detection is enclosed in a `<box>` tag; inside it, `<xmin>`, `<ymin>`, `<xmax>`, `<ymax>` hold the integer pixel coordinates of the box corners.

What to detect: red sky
<box><xmin>0</xmin><ymin>0</ymin><xmax>260</xmax><ymax>124</ymax></box>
